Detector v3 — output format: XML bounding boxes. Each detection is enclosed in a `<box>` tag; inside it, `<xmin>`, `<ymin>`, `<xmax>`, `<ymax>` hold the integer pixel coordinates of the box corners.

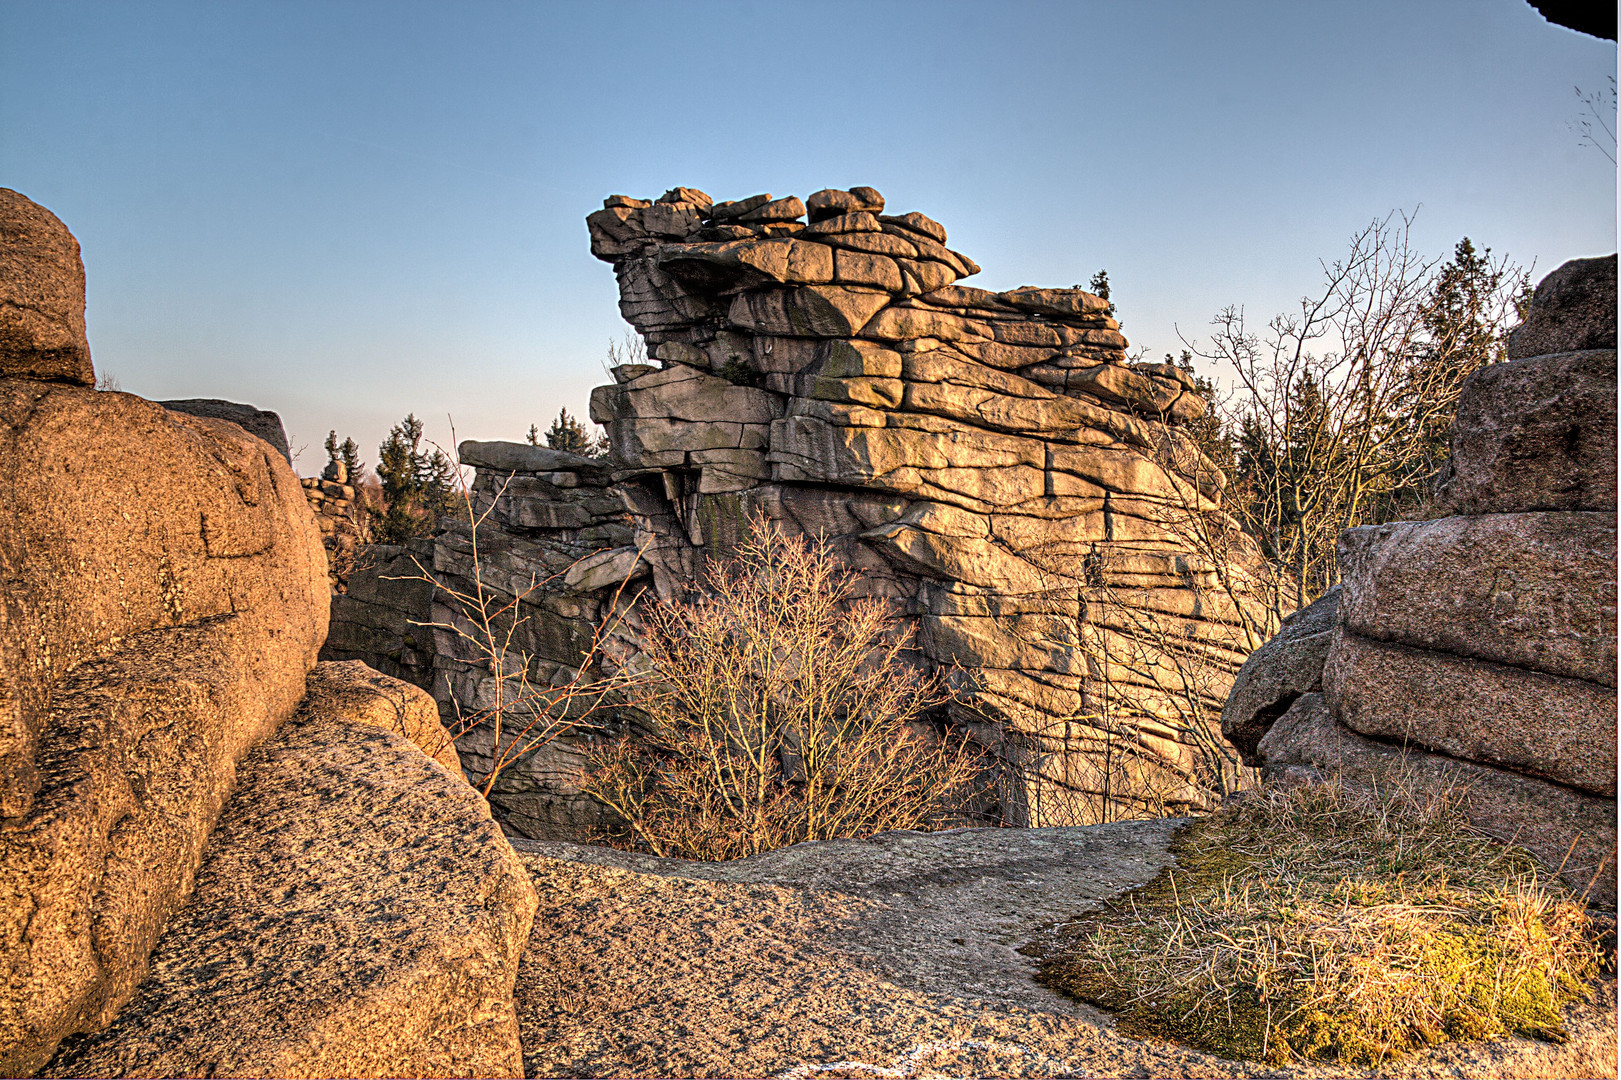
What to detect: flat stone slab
<box><xmin>512</xmin><ymin>824</ymin><xmax>1615</xmax><ymax>1078</ymax></box>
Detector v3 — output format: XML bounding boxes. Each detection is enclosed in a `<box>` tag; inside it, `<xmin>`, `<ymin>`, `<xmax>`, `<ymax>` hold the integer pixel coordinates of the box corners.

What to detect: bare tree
<box><xmin>1185</xmin><ymin>212</ymin><xmax>1527</xmax><ymax>616</ymax></box>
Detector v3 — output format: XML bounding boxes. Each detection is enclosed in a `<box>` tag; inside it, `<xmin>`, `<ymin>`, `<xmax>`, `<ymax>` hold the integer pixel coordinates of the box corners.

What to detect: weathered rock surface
<box><xmin>324</xmin><ymin>446</ymin><xmax>642</xmax><ymax>836</ymax></box>
<box><xmin>159</xmin><ymin>398</ymin><xmax>293</xmax><ymax>464</ymax></box>
<box><xmin>1249</xmin><ymin>254</ymin><xmax>1619</xmax><ymax>908</ymax></box>
<box><xmin>299</xmin><ymin>659</ymin><xmax>467</xmax><ymax>782</ymax></box>
<box><xmin>1434</xmin><ymin>348</ymin><xmax>1617</xmax><ymax>516</ymax></box>
<box><xmin>1505</xmin><ymin>254</ymin><xmax>1616</xmax><ymax>361</ymax></box>
<box><xmin>511</xmin><ymin>825</ymin><xmax>1616</xmax><ymax>1078</ymax></box>
<box><xmin>0</xmin><ymin>382</ymin><xmax>329</xmax><ymax>1076</ymax></box>
<box><xmin>1337</xmin><ymin>514</ymin><xmax>1616</xmax><ymax>685</ymax></box>
<box><xmin>1259</xmin><ymin>694</ymin><xmax>1616</xmax><ymax>907</ymax></box>
<box><xmin>1323</xmin><ymin>627</ymin><xmax>1615</xmax><ymax>796</ymax></box>
<box><xmin>44</xmin><ymin>695</ymin><xmax>537</xmax><ymax>1079</ymax></box>
<box><xmin>0</xmin><ymin>189</ymin><xmax>92</xmax><ymax>386</ymax></box>
<box><xmin>575</xmin><ymin>186</ymin><xmax>1272</xmax><ymax>828</ymax></box>
<box><xmin>1221</xmin><ymin>587</ymin><xmax>1339</xmax><ymax>760</ymax></box>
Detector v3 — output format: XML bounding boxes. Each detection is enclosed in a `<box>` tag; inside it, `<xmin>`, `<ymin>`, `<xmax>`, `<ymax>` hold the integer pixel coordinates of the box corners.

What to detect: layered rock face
<box><xmin>1226</xmin><ymin>255</ymin><xmax>1618</xmax><ymax>905</ymax></box>
<box><xmin>325</xmin><ymin>440</ymin><xmax>643</xmax><ymax>835</ymax></box>
<box><xmin>584</xmin><ymin>187</ymin><xmax>1270</xmax><ymax>824</ymax></box>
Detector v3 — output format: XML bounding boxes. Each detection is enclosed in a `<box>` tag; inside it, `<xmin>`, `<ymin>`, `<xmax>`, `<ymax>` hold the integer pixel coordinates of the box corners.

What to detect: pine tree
<box><xmin>322</xmin><ymin>431</ymin><xmax>365</xmax><ymax>483</ymax></box>
<box><xmin>544</xmin><ymin>407</ymin><xmax>608</xmax><ymax>458</ymax></box>
<box><xmin>1086</xmin><ymin>269</ymin><xmax>1119</xmax><ymax>320</ymax></box>
<box><xmin>375</xmin><ymin>413</ymin><xmax>454</xmax><ymax>543</ymax></box>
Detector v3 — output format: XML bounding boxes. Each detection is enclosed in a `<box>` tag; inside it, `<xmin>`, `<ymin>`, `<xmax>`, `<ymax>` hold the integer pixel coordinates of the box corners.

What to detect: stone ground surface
<box><xmin>511</xmin><ymin>823</ymin><xmax>1616</xmax><ymax>1079</ymax></box>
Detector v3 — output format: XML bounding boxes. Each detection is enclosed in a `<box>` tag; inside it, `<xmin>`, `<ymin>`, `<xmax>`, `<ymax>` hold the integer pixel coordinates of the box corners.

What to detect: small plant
<box><xmin>1035</xmin><ymin>772</ymin><xmax>1602</xmax><ymax>1068</ymax></box>
<box><xmin>580</xmin><ymin>513</ymin><xmax>981</xmax><ymax>860</ymax></box>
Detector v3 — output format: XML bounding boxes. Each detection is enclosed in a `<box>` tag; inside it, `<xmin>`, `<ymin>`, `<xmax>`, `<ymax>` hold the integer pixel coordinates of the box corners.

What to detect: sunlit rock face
<box><xmin>584</xmin><ymin>186</ymin><xmax>1277</xmax><ymax>826</ymax></box>
<box><xmin>1230</xmin><ymin>254</ymin><xmax>1619</xmax><ymax>906</ymax></box>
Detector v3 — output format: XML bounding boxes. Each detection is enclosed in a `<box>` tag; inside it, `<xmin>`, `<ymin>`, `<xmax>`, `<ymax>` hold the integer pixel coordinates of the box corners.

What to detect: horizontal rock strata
<box><xmin>1323</xmin><ymin>627</ymin><xmax>1615</xmax><ymax>796</ymax></box>
<box><xmin>325</xmin><ymin>442</ymin><xmax>644</xmax><ymax>836</ymax></box>
<box><xmin>1260</xmin><ymin>694</ymin><xmax>1616</xmax><ymax>907</ymax></box>
<box><xmin>43</xmin><ymin>674</ymin><xmax>536</xmax><ymax>1079</ymax></box>
<box><xmin>580</xmin><ymin>186</ymin><xmax>1272</xmax><ymax>826</ymax></box>
<box><xmin>1337</xmin><ymin>513</ymin><xmax>1616</xmax><ymax>685</ymax></box>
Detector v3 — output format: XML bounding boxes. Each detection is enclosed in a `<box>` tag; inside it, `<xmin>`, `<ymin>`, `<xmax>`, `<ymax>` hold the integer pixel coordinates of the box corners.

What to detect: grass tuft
<box><xmin>1035</xmin><ymin>771</ymin><xmax>1603</xmax><ymax>1068</ymax></box>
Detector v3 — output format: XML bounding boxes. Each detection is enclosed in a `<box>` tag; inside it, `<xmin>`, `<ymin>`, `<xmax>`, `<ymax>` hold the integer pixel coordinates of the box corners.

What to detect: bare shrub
<box><xmin>394</xmin><ymin>434</ymin><xmax>643</xmax><ymax>797</ymax></box>
<box><xmin>581</xmin><ymin>515</ymin><xmax>981</xmax><ymax>860</ymax></box>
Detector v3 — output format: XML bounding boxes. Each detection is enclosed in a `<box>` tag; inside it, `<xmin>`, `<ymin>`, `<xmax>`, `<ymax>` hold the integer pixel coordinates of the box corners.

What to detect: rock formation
<box><xmin>0</xmin><ymin>188</ymin><xmax>92</xmax><ymax>386</ymax></box>
<box><xmin>159</xmin><ymin>398</ymin><xmax>293</xmax><ymax>464</ymax></box>
<box><xmin>42</xmin><ymin>663</ymin><xmax>535</xmax><ymax>1080</ymax></box>
<box><xmin>583</xmin><ymin>186</ymin><xmax>1272</xmax><ymax>826</ymax></box>
<box><xmin>326</xmin><ymin>440</ymin><xmax>642</xmax><ymax>836</ymax></box>
<box><xmin>1225</xmin><ymin>254</ymin><xmax>1618</xmax><ymax>906</ymax></box>
<box><xmin>1</xmin><ymin>190</ymin><xmax>535</xmax><ymax>1077</ymax></box>
<box><xmin>331</xmin><ymin>187</ymin><xmax>1276</xmax><ymax>836</ymax></box>
<box><xmin>301</xmin><ymin>471</ymin><xmax>364</xmax><ymax>591</ymax></box>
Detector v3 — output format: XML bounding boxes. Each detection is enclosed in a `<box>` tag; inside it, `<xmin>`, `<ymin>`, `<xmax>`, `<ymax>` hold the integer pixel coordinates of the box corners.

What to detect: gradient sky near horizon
<box><xmin>2</xmin><ymin>1</ymin><xmax>1614</xmax><ymax>474</ymax></box>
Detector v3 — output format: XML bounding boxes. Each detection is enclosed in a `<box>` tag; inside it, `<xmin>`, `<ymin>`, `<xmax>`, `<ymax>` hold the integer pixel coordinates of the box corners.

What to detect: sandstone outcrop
<box><xmin>0</xmin><ymin>189</ymin><xmax>92</xmax><ymax>386</ymax></box>
<box><xmin>331</xmin><ymin>188</ymin><xmax>1275</xmax><ymax>836</ymax></box>
<box><xmin>510</xmin><ymin>824</ymin><xmax>1616</xmax><ymax>1079</ymax></box>
<box><xmin>43</xmin><ymin>667</ymin><xmax>536</xmax><ymax>1080</ymax></box>
<box><xmin>1228</xmin><ymin>254</ymin><xmax>1618</xmax><ymax>905</ymax></box>
<box><xmin>581</xmin><ymin>186</ymin><xmax>1271</xmax><ymax>826</ymax></box>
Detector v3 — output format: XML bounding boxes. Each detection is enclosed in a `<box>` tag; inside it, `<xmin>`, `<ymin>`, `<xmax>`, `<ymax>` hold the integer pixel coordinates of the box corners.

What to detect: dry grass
<box><xmin>1036</xmin><ymin>772</ymin><xmax>1603</xmax><ymax>1068</ymax></box>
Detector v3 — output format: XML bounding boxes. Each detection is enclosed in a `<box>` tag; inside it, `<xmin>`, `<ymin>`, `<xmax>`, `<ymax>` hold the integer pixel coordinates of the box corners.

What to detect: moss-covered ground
<box><xmin>1034</xmin><ymin>773</ymin><xmax>1605</xmax><ymax>1068</ymax></box>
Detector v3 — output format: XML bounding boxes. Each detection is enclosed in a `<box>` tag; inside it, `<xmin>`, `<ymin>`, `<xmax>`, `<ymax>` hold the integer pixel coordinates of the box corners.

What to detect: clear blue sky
<box><xmin>2</xmin><ymin>1</ymin><xmax>1613</xmax><ymax>474</ymax></box>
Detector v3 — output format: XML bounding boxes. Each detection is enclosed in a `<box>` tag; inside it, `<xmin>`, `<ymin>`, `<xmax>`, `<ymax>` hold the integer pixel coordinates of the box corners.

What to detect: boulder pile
<box><xmin>300</xmin><ymin>469</ymin><xmax>364</xmax><ymax>591</ymax></box>
<box><xmin>1224</xmin><ymin>255</ymin><xmax>1618</xmax><ymax>906</ymax></box>
<box><xmin>585</xmin><ymin>186</ymin><xmax>1274</xmax><ymax>825</ymax></box>
<box><xmin>0</xmin><ymin>188</ymin><xmax>535</xmax><ymax>1077</ymax></box>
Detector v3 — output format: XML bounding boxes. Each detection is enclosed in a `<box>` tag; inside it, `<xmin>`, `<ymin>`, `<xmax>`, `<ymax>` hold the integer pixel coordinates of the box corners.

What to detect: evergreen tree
<box><xmin>321</xmin><ymin>430</ymin><xmax>365</xmax><ymax>482</ymax></box>
<box><xmin>375</xmin><ymin>413</ymin><xmax>454</xmax><ymax>543</ymax></box>
<box><xmin>1086</xmin><ymin>269</ymin><xmax>1119</xmax><ymax>320</ymax></box>
<box><xmin>544</xmin><ymin>407</ymin><xmax>608</xmax><ymax>458</ymax></box>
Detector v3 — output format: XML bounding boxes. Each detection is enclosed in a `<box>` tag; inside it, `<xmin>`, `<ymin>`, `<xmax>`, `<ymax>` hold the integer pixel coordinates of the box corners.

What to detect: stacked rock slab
<box><xmin>1227</xmin><ymin>255</ymin><xmax>1618</xmax><ymax>906</ymax></box>
<box><xmin>301</xmin><ymin>470</ymin><xmax>364</xmax><ymax>591</ymax></box>
<box><xmin>0</xmin><ymin>189</ymin><xmax>331</xmax><ymax>1073</ymax></box>
<box><xmin>586</xmin><ymin>187</ymin><xmax>1272</xmax><ymax>824</ymax></box>
<box><xmin>325</xmin><ymin>440</ymin><xmax>644</xmax><ymax>836</ymax></box>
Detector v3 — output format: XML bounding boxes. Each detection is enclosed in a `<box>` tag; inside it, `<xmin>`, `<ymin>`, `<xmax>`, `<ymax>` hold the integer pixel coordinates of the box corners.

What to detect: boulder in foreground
<box><xmin>43</xmin><ymin>680</ymin><xmax>535</xmax><ymax>1079</ymax></box>
<box><xmin>0</xmin><ymin>383</ymin><xmax>328</xmax><ymax>1076</ymax></box>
